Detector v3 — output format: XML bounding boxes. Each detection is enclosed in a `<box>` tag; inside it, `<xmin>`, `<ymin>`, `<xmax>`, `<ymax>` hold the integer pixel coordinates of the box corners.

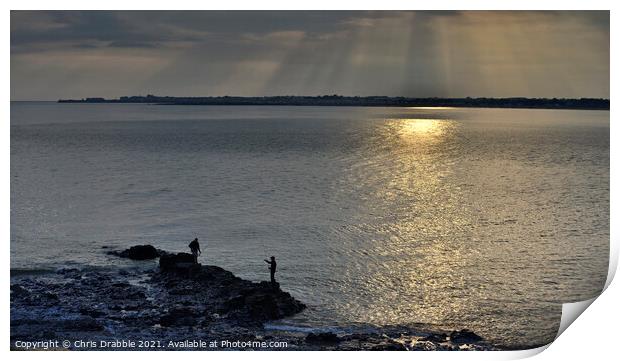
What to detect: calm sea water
<box><xmin>11</xmin><ymin>102</ymin><xmax>609</xmax><ymax>347</ymax></box>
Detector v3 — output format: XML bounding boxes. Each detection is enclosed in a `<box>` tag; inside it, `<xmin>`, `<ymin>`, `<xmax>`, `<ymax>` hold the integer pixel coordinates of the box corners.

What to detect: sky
<box><xmin>10</xmin><ymin>11</ymin><xmax>610</xmax><ymax>100</ymax></box>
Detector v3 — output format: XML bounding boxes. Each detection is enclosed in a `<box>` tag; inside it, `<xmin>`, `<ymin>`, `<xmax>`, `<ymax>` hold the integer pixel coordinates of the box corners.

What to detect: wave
<box><xmin>263</xmin><ymin>321</ymin><xmax>388</xmax><ymax>336</ymax></box>
<box><xmin>263</xmin><ymin>324</ymin><xmax>336</xmax><ymax>334</ymax></box>
<box><xmin>10</xmin><ymin>262</ymin><xmax>142</xmax><ymax>278</ymax></box>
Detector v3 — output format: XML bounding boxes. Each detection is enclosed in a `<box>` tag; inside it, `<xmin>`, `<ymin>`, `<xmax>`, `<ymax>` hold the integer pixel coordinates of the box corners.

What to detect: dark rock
<box><xmin>109</xmin><ymin>284</ymin><xmax>146</xmax><ymax>300</ymax></box>
<box><xmin>222</xmin><ymin>295</ymin><xmax>246</xmax><ymax>312</ymax></box>
<box><xmin>306</xmin><ymin>332</ymin><xmax>340</xmax><ymax>344</ymax></box>
<box><xmin>449</xmin><ymin>329</ymin><xmax>483</xmax><ymax>344</ymax></box>
<box><xmin>420</xmin><ymin>333</ymin><xmax>447</xmax><ymax>343</ymax></box>
<box><xmin>216</xmin><ymin>284</ymin><xmax>304</xmax><ymax>322</ymax></box>
<box><xmin>63</xmin><ymin>316</ymin><xmax>104</xmax><ymax>331</ymax></box>
<box><xmin>11</xmin><ymin>254</ymin><xmax>310</xmax><ymax>349</ymax></box>
<box><xmin>79</xmin><ymin>307</ymin><xmax>107</xmax><ymax>318</ymax></box>
<box><xmin>271</xmin><ymin>291</ymin><xmax>306</xmax><ymax>317</ymax></box>
<box><xmin>160</xmin><ymin>307</ymin><xmax>198</xmax><ymax>327</ymax></box>
<box><xmin>159</xmin><ymin>253</ymin><xmax>195</xmax><ymax>272</ymax></box>
<box><xmin>169</xmin><ymin>286</ymin><xmax>194</xmax><ymax>295</ymax></box>
<box><xmin>245</xmin><ymin>293</ymin><xmax>280</xmax><ymax>319</ymax></box>
<box><xmin>110</xmin><ymin>245</ymin><xmax>160</xmax><ymax>260</ymax></box>
<box><xmin>21</xmin><ymin>291</ymin><xmax>61</xmax><ymax>306</ymax></box>
<box><xmin>10</xmin><ymin>284</ymin><xmax>30</xmax><ymax>297</ymax></box>
<box><xmin>370</xmin><ymin>341</ymin><xmax>408</xmax><ymax>351</ymax></box>
<box><xmin>42</xmin><ymin>292</ymin><xmax>59</xmax><ymax>301</ymax></box>
<box><xmin>152</xmin><ymin>258</ymin><xmax>306</xmax><ymax>325</ymax></box>
<box><xmin>174</xmin><ymin>262</ymin><xmax>202</xmax><ymax>277</ymax></box>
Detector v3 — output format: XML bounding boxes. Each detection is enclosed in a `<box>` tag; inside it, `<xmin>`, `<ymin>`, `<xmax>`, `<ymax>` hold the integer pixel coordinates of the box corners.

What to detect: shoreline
<box><xmin>10</xmin><ymin>245</ymin><xmax>501</xmax><ymax>351</ymax></box>
<box><xmin>55</xmin><ymin>95</ymin><xmax>610</xmax><ymax>111</ymax></box>
<box><xmin>11</xmin><ymin>100</ymin><xmax>612</xmax><ymax>111</ymax></box>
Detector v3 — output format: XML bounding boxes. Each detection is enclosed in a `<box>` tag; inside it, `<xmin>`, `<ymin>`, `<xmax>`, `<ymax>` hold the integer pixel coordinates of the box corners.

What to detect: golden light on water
<box><xmin>372</xmin><ymin>117</ymin><xmax>457</xmax><ymax>199</ymax></box>
<box><xmin>394</xmin><ymin>118</ymin><xmax>454</xmax><ymax>142</ymax></box>
<box><xmin>346</xmin><ymin>114</ymin><xmax>468</xmax><ymax>327</ymax></box>
<box><xmin>401</xmin><ymin>118</ymin><xmax>442</xmax><ymax>135</ymax></box>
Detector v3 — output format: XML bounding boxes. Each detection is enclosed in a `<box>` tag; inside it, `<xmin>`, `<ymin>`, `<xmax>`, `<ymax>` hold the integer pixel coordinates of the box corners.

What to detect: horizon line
<box><xmin>11</xmin><ymin>95</ymin><xmax>612</xmax><ymax>102</ymax></box>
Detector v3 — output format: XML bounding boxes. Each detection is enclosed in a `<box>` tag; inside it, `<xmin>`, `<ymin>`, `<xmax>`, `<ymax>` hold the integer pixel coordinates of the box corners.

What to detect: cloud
<box><xmin>10</xmin><ymin>11</ymin><xmax>609</xmax><ymax>100</ymax></box>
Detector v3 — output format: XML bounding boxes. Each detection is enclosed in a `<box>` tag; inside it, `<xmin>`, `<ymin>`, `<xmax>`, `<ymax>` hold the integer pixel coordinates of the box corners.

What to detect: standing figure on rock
<box><xmin>264</xmin><ymin>256</ymin><xmax>277</xmax><ymax>285</ymax></box>
<box><xmin>189</xmin><ymin>238</ymin><xmax>201</xmax><ymax>264</ymax></box>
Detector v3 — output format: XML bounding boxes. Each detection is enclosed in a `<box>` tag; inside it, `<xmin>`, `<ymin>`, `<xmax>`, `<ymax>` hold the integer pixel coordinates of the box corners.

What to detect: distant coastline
<box><xmin>57</xmin><ymin>95</ymin><xmax>610</xmax><ymax>110</ymax></box>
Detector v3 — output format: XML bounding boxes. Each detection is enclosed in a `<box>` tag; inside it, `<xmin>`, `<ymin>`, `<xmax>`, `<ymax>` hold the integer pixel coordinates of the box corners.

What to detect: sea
<box><xmin>10</xmin><ymin>102</ymin><xmax>609</xmax><ymax>348</ymax></box>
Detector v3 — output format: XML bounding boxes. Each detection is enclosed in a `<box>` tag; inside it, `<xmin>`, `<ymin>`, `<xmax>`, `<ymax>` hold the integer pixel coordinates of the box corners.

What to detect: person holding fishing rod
<box><xmin>264</xmin><ymin>256</ymin><xmax>277</xmax><ymax>286</ymax></box>
<box><xmin>189</xmin><ymin>237</ymin><xmax>201</xmax><ymax>264</ymax></box>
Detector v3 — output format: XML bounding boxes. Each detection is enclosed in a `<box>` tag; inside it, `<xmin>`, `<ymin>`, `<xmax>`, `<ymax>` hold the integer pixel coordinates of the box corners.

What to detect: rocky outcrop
<box><xmin>449</xmin><ymin>329</ymin><xmax>483</xmax><ymax>344</ymax></box>
<box><xmin>160</xmin><ymin>307</ymin><xmax>199</xmax><ymax>327</ymax></box>
<box><xmin>159</xmin><ymin>252</ymin><xmax>195</xmax><ymax>272</ymax></box>
<box><xmin>108</xmin><ymin>245</ymin><xmax>162</xmax><ymax>260</ymax></box>
<box><xmin>306</xmin><ymin>332</ymin><xmax>340</xmax><ymax>344</ymax></box>
<box><xmin>10</xmin><ymin>245</ymin><xmax>496</xmax><ymax>351</ymax></box>
<box><xmin>11</xmin><ymin>259</ymin><xmax>305</xmax><ymax>349</ymax></box>
<box><xmin>153</xmin><ymin>253</ymin><xmax>306</xmax><ymax>325</ymax></box>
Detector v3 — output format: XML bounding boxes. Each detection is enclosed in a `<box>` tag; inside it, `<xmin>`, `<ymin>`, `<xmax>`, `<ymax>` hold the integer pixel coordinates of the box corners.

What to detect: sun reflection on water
<box><xmin>396</xmin><ymin>118</ymin><xmax>453</xmax><ymax>140</ymax></box>
<box><xmin>335</xmin><ymin>115</ymin><xmax>469</xmax><ymax>331</ymax></box>
<box><xmin>407</xmin><ymin>106</ymin><xmax>456</xmax><ymax>110</ymax></box>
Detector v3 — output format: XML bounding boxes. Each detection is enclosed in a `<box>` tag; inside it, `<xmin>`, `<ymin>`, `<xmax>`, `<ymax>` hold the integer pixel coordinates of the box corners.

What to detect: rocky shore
<box><xmin>11</xmin><ymin>245</ymin><xmax>496</xmax><ymax>351</ymax></box>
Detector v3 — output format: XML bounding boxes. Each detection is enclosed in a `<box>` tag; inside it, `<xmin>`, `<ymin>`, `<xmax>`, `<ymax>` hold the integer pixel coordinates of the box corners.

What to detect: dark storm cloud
<box><xmin>10</xmin><ymin>11</ymin><xmax>609</xmax><ymax>100</ymax></box>
<box><xmin>11</xmin><ymin>11</ymin><xmax>370</xmax><ymax>50</ymax></box>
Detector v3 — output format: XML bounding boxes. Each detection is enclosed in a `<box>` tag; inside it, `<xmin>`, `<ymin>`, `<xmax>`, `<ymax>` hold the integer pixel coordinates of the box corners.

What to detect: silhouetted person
<box><xmin>189</xmin><ymin>238</ymin><xmax>201</xmax><ymax>264</ymax></box>
<box><xmin>264</xmin><ymin>256</ymin><xmax>277</xmax><ymax>285</ymax></box>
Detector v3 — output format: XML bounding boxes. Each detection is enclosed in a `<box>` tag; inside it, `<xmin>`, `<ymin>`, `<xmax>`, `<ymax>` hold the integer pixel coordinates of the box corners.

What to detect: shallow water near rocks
<box><xmin>11</xmin><ymin>103</ymin><xmax>609</xmax><ymax>348</ymax></box>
